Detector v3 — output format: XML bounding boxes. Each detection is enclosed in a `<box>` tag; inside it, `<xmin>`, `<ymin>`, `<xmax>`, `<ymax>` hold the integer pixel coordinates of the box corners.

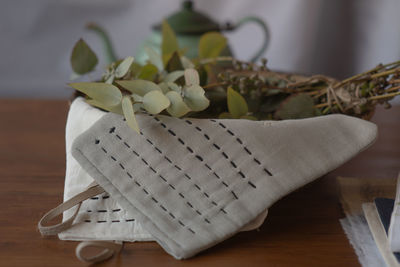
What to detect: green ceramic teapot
<box><xmin>88</xmin><ymin>0</ymin><xmax>269</xmax><ymax>64</ymax></box>
<box><xmin>137</xmin><ymin>0</ymin><xmax>269</xmax><ymax>63</ymax></box>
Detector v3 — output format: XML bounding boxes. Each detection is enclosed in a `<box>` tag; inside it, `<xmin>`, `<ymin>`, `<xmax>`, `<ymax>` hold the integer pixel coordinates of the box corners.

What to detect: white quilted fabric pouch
<box><xmin>59</xmin><ymin>98</ymin><xmax>266</xmax><ymax>242</ymax></box>
<box><xmin>68</xmin><ymin>102</ymin><xmax>377</xmax><ymax>259</ymax></box>
<box><xmin>58</xmin><ymin>97</ymin><xmax>153</xmax><ymax>241</ymax></box>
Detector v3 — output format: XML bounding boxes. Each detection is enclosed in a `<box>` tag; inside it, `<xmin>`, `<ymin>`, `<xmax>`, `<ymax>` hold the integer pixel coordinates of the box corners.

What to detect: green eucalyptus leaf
<box><xmin>104</xmin><ymin>74</ymin><xmax>115</xmax><ymax>84</ymax></box>
<box><xmin>183</xmin><ymin>85</ymin><xmax>209</xmax><ymax>111</ymax></box>
<box><xmin>198</xmin><ymin>32</ymin><xmax>227</xmax><ymax>59</ymax></box>
<box><xmin>144</xmin><ymin>46</ymin><xmax>163</xmax><ymax>71</ymax></box>
<box><xmin>70</xmin><ymin>39</ymin><xmax>98</xmax><ymax>75</ymax></box>
<box><xmin>197</xmin><ymin>66</ymin><xmax>208</xmax><ymax>86</ymax></box>
<box><xmin>138</xmin><ymin>63</ymin><xmax>158</xmax><ymax>80</ymax></box>
<box><xmin>114</xmin><ymin>56</ymin><xmax>134</xmax><ymax>78</ymax></box>
<box><xmin>164</xmin><ymin>70</ymin><xmax>184</xmax><ymax>83</ymax></box>
<box><xmin>162</xmin><ymin>20</ymin><xmax>179</xmax><ymax>65</ymax></box>
<box><xmin>184</xmin><ymin>69</ymin><xmax>200</xmax><ymax>86</ymax></box>
<box><xmin>131</xmin><ymin>93</ymin><xmax>143</xmax><ymax>102</ymax></box>
<box><xmin>166</xmin><ymin>82</ymin><xmax>181</xmax><ymax>93</ymax></box>
<box><xmin>159</xmin><ymin>82</ymin><xmax>182</xmax><ymax>94</ymax></box>
<box><xmin>227</xmin><ymin>87</ymin><xmax>248</xmax><ymax>118</ymax></box>
<box><xmin>117</xmin><ymin>80</ymin><xmax>161</xmax><ymax>96</ymax></box>
<box><xmin>165</xmin><ymin>91</ymin><xmax>190</xmax><ymax>117</ymax></box>
<box><xmin>259</xmin><ymin>93</ymin><xmax>288</xmax><ymax>113</ymax></box>
<box><xmin>165</xmin><ymin>51</ymin><xmax>184</xmax><ymax>72</ymax></box>
<box><xmin>86</xmin><ymin>99</ymin><xmax>123</xmax><ymax>115</ymax></box>
<box><xmin>275</xmin><ymin>94</ymin><xmax>315</xmax><ymax>120</ymax></box>
<box><xmin>158</xmin><ymin>82</ymin><xmax>169</xmax><ymax>94</ymax></box>
<box><xmin>122</xmin><ymin>96</ymin><xmax>140</xmax><ymax>133</ymax></box>
<box><xmin>143</xmin><ymin>90</ymin><xmax>171</xmax><ymax>114</ymax></box>
<box><xmin>131</xmin><ymin>93</ymin><xmax>143</xmax><ymax>111</ymax></box>
<box><xmin>69</xmin><ymin>82</ymin><xmax>122</xmax><ymax>106</ymax></box>
<box><xmin>218</xmin><ymin>112</ymin><xmax>233</xmax><ymax>119</ymax></box>
<box><xmin>181</xmin><ymin>56</ymin><xmax>195</xmax><ymax>69</ymax></box>
<box><xmin>130</xmin><ymin>62</ymin><xmax>143</xmax><ymax>77</ymax></box>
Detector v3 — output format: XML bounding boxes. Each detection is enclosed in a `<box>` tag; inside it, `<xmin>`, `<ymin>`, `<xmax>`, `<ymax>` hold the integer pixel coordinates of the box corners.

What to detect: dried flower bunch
<box><xmin>206</xmin><ymin>58</ymin><xmax>400</xmax><ymax>120</ymax></box>
<box><xmin>69</xmin><ymin>21</ymin><xmax>400</xmax><ymax>132</ymax></box>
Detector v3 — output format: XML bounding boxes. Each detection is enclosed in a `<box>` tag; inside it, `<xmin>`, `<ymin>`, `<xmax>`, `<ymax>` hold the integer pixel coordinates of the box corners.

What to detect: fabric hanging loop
<box><xmin>76</xmin><ymin>241</ymin><xmax>123</xmax><ymax>264</ymax></box>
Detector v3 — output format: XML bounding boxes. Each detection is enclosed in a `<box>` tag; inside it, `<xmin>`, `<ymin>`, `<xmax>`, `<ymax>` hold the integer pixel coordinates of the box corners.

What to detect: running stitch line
<box><xmin>210</xmin><ymin>120</ymin><xmax>273</xmax><ymax>177</ymax></box>
<box><xmin>97</xmin><ymin>142</ymin><xmax>195</xmax><ymax>235</ymax></box>
<box><xmin>183</xmin><ymin>119</ymin><xmax>257</xmax><ymax>189</ymax></box>
<box><xmin>110</xmin><ymin>130</ymin><xmax>208</xmax><ymax>221</ymax></box>
<box><xmin>151</xmin><ymin>117</ymin><xmax>239</xmax><ymax>200</ymax></box>
<box><xmin>83</xmin><ymin>219</ymin><xmax>135</xmax><ymax>223</ymax></box>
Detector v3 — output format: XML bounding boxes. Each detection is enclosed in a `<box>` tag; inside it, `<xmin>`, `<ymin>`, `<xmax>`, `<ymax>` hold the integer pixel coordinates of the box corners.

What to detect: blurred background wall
<box><xmin>0</xmin><ymin>0</ymin><xmax>399</xmax><ymax>101</ymax></box>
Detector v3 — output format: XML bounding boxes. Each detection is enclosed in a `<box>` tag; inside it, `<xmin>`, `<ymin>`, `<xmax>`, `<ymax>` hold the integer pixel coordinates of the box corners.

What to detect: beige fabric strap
<box><xmin>38</xmin><ymin>183</ymin><xmax>104</xmax><ymax>236</ymax></box>
<box><xmin>76</xmin><ymin>241</ymin><xmax>123</xmax><ymax>264</ymax></box>
<box><xmin>37</xmin><ymin>178</ymin><xmax>264</xmax><ymax>263</ymax></box>
<box><xmin>37</xmin><ymin>182</ymin><xmax>123</xmax><ymax>264</ymax></box>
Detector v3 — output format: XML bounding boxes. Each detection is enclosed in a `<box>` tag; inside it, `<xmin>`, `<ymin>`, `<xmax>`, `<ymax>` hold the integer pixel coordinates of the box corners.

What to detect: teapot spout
<box><xmin>86</xmin><ymin>23</ymin><xmax>118</xmax><ymax>64</ymax></box>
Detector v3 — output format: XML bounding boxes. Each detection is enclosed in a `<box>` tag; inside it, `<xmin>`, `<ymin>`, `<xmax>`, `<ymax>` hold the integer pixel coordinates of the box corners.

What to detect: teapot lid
<box><xmin>153</xmin><ymin>1</ymin><xmax>221</xmax><ymax>35</ymax></box>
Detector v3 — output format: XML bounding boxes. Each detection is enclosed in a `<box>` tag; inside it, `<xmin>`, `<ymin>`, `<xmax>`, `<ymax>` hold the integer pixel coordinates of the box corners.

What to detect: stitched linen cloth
<box><xmin>59</xmin><ymin>98</ymin><xmax>153</xmax><ymax>241</ymax></box>
<box><xmin>59</xmin><ymin>98</ymin><xmax>266</xmax><ymax>242</ymax></box>
<box><xmin>71</xmin><ymin>107</ymin><xmax>377</xmax><ymax>259</ymax></box>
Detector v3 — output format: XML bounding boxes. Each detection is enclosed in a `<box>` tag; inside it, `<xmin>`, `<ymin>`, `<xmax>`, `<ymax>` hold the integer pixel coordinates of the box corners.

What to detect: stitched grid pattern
<box><xmin>96</xmin><ymin>139</ymin><xmax>196</xmax><ymax>235</ymax></box>
<box><xmin>109</xmin><ymin>128</ymin><xmax>215</xmax><ymax>224</ymax></box>
<box><xmin>151</xmin><ymin>116</ymin><xmax>240</xmax><ymax>202</ymax></box>
<box><xmin>210</xmin><ymin>119</ymin><xmax>273</xmax><ymax>176</ymax></box>
<box><xmin>80</xmin><ymin>194</ymin><xmax>136</xmax><ymax>224</ymax></box>
<box><xmin>138</xmin><ymin>135</ymin><xmax>227</xmax><ymax>204</ymax></box>
<box><xmin>77</xmin><ymin>113</ymin><xmax>275</xmax><ymax>237</ymax></box>
<box><xmin>184</xmin><ymin>119</ymin><xmax>260</xmax><ymax>190</ymax></box>
<box><xmin>117</xmin><ymin>127</ymin><xmax>233</xmax><ymax>223</ymax></box>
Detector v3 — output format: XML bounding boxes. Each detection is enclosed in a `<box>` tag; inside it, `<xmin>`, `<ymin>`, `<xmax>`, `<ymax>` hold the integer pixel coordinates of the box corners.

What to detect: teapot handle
<box><xmin>230</xmin><ymin>16</ymin><xmax>270</xmax><ymax>62</ymax></box>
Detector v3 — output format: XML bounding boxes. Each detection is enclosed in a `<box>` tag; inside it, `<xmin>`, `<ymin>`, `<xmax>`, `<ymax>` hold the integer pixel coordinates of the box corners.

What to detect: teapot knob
<box><xmin>182</xmin><ymin>0</ymin><xmax>193</xmax><ymax>10</ymax></box>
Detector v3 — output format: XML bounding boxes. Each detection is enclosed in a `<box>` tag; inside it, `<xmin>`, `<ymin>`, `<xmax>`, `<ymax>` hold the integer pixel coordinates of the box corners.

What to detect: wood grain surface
<box><xmin>0</xmin><ymin>99</ymin><xmax>398</xmax><ymax>267</ymax></box>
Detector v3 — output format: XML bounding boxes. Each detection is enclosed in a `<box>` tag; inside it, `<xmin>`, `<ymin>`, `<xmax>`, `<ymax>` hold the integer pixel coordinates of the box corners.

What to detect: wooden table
<box><xmin>0</xmin><ymin>99</ymin><xmax>399</xmax><ymax>267</ymax></box>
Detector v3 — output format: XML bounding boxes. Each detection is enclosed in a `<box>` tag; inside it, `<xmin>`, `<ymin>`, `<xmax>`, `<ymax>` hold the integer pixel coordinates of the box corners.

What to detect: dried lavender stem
<box><xmin>332</xmin><ymin>60</ymin><xmax>400</xmax><ymax>89</ymax></box>
<box><xmin>370</xmin><ymin>69</ymin><xmax>400</xmax><ymax>79</ymax></box>
<box><xmin>385</xmin><ymin>86</ymin><xmax>400</xmax><ymax>93</ymax></box>
<box><xmin>314</xmin><ymin>91</ymin><xmax>400</xmax><ymax>108</ymax></box>
<box><xmin>334</xmin><ymin>66</ymin><xmax>382</xmax><ymax>88</ymax></box>
<box><xmin>368</xmin><ymin>91</ymin><xmax>400</xmax><ymax>100</ymax></box>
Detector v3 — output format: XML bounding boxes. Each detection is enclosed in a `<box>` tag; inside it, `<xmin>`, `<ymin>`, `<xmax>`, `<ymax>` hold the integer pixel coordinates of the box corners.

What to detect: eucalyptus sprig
<box><xmin>69</xmin><ymin>20</ymin><xmax>399</xmax><ymax>130</ymax></box>
<box><xmin>68</xmin><ymin>21</ymin><xmax>225</xmax><ymax>133</ymax></box>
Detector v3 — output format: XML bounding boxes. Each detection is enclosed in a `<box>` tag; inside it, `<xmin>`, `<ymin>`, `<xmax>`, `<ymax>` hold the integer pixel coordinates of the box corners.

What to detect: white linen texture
<box><xmin>71</xmin><ymin>99</ymin><xmax>377</xmax><ymax>259</ymax></box>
